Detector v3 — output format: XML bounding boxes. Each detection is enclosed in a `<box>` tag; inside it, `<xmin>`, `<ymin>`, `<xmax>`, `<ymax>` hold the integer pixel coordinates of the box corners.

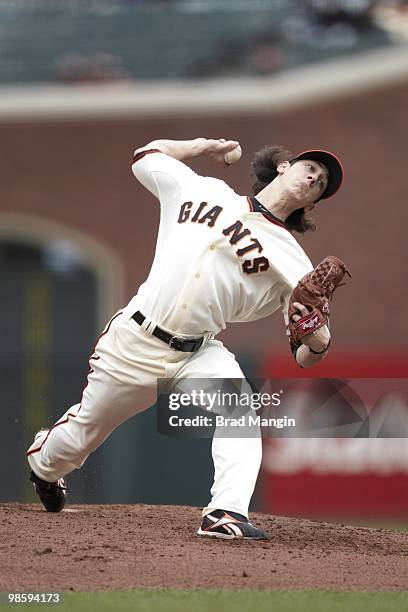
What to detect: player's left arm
<box><xmin>291</xmin><ymin>302</ymin><xmax>330</xmax><ymax>368</ymax></box>
<box><xmin>282</xmin><ymin>297</ymin><xmax>330</xmax><ymax>369</ymax></box>
<box><xmin>286</xmin><ymin>255</ymin><xmax>350</xmax><ymax>368</ymax></box>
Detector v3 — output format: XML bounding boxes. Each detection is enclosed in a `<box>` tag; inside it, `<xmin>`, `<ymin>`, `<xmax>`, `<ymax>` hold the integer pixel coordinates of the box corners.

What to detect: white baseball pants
<box><xmin>27</xmin><ymin>311</ymin><xmax>262</xmax><ymax>518</ymax></box>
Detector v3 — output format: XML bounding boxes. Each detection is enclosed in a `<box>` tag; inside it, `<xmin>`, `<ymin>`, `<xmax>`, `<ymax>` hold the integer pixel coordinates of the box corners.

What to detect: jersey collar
<box><xmin>247</xmin><ymin>196</ymin><xmax>289</xmax><ymax>231</ymax></box>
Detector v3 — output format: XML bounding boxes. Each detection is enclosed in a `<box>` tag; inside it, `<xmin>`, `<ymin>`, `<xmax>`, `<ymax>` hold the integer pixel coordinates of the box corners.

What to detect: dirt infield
<box><xmin>1</xmin><ymin>503</ymin><xmax>407</xmax><ymax>592</ymax></box>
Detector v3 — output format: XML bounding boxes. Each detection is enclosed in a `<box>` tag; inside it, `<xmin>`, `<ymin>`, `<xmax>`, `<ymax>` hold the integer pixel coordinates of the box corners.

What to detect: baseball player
<box><xmin>27</xmin><ymin>138</ymin><xmax>343</xmax><ymax>540</ymax></box>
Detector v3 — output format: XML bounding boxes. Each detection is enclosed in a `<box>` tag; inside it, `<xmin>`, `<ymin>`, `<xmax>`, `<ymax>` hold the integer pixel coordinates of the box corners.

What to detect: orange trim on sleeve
<box><xmin>132</xmin><ymin>148</ymin><xmax>162</xmax><ymax>165</ymax></box>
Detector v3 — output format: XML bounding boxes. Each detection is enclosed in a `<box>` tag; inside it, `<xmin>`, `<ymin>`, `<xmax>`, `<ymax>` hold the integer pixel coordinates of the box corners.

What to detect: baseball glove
<box><xmin>287</xmin><ymin>255</ymin><xmax>351</xmax><ymax>350</ymax></box>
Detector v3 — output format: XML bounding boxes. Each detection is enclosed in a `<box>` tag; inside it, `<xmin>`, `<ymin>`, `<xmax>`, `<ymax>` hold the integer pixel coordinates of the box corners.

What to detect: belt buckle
<box><xmin>169</xmin><ymin>336</ymin><xmax>184</xmax><ymax>351</ymax></box>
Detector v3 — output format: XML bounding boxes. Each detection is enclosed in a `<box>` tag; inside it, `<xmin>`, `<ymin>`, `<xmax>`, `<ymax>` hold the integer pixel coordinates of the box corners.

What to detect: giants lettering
<box><xmin>222</xmin><ymin>220</ymin><xmax>250</xmax><ymax>244</ymax></box>
<box><xmin>242</xmin><ymin>257</ymin><xmax>269</xmax><ymax>275</ymax></box>
<box><xmin>223</xmin><ymin>219</ymin><xmax>268</xmax><ymax>274</ymax></box>
<box><xmin>178</xmin><ymin>201</ymin><xmax>222</xmax><ymax>227</ymax></box>
<box><xmin>236</xmin><ymin>238</ymin><xmax>263</xmax><ymax>257</ymax></box>
<box><xmin>177</xmin><ymin>204</ymin><xmax>270</xmax><ymax>275</ymax></box>
<box><xmin>178</xmin><ymin>201</ymin><xmax>193</xmax><ymax>223</ymax></box>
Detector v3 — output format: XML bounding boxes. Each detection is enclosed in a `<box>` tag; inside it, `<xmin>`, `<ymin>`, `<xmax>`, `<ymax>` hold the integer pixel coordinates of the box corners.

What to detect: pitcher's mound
<box><xmin>1</xmin><ymin>503</ymin><xmax>407</xmax><ymax>591</ymax></box>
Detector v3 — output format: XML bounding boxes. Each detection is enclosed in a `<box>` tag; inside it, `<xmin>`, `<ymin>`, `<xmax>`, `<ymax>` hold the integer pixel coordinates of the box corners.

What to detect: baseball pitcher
<box><xmin>27</xmin><ymin>138</ymin><xmax>347</xmax><ymax>540</ymax></box>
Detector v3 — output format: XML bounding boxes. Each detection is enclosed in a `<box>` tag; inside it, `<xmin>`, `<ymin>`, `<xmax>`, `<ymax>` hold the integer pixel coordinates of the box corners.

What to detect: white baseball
<box><xmin>224</xmin><ymin>145</ymin><xmax>242</xmax><ymax>165</ymax></box>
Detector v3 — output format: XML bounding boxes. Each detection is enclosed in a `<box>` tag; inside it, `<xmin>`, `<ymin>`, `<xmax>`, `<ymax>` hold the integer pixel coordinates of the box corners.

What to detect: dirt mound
<box><xmin>1</xmin><ymin>503</ymin><xmax>407</xmax><ymax>591</ymax></box>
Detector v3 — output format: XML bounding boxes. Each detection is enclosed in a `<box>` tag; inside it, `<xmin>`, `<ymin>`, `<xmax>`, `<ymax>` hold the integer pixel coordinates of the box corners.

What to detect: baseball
<box><xmin>224</xmin><ymin>144</ymin><xmax>242</xmax><ymax>165</ymax></box>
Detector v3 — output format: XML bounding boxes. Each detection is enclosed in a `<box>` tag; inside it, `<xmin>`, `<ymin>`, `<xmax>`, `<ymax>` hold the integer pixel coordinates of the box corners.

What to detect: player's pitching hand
<box><xmin>291</xmin><ymin>302</ymin><xmax>330</xmax><ymax>353</ymax></box>
<box><xmin>202</xmin><ymin>139</ymin><xmax>241</xmax><ymax>163</ymax></box>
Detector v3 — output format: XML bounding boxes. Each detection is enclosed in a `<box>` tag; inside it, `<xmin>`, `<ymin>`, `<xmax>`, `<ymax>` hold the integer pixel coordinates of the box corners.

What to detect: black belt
<box><xmin>132</xmin><ymin>311</ymin><xmax>204</xmax><ymax>353</ymax></box>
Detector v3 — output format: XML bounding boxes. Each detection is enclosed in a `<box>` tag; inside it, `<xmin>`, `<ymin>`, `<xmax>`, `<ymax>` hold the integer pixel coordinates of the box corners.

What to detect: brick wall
<box><xmin>1</xmin><ymin>79</ymin><xmax>406</xmax><ymax>355</ymax></box>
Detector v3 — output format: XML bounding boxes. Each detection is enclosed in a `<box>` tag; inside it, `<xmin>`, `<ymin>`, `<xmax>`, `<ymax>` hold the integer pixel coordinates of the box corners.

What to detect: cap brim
<box><xmin>293</xmin><ymin>150</ymin><xmax>343</xmax><ymax>200</ymax></box>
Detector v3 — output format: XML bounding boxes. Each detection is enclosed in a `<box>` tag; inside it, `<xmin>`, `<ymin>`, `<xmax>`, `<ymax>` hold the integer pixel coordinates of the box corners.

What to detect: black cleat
<box><xmin>197</xmin><ymin>509</ymin><xmax>270</xmax><ymax>540</ymax></box>
<box><xmin>29</xmin><ymin>470</ymin><xmax>67</xmax><ymax>513</ymax></box>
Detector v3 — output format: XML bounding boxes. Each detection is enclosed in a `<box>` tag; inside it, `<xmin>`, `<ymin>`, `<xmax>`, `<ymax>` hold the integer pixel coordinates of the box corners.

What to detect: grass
<box><xmin>3</xmin><ymin>589</ymin><xmax>408</xmax><ymax>612</ymax></box>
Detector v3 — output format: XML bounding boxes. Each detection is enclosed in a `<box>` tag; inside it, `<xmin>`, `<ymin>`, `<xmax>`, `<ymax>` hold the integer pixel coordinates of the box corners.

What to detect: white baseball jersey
<box><xmin>27</xmin><ymin>145</ymin><xmax>314</xmax><ymax>521</ymax></box>
<box><xmin>126</xmin><ymin>148</ymin><xmax>313</xmax><ymax>337</ymax></box>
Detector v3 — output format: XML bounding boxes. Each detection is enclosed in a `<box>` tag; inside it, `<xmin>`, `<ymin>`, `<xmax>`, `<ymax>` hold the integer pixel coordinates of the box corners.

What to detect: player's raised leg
<box><xmin>26</xmin><ymin>313</ymin><xmax>166</xmax><ymax>511</ymax></box>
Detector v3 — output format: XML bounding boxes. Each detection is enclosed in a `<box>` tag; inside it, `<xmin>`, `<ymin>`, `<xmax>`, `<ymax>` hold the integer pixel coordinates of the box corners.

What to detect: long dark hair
<box><xmin>251</xmin><ymin>145</ymin><xmax>316</xmax><ymax>234</ymax></box>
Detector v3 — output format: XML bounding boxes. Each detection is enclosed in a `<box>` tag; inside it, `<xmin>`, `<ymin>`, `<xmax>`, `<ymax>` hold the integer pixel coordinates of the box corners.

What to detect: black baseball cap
<box><xmin>291</xmin><ymin>150</ymin><xmax>344</xmax><ymax>201</ymax></box>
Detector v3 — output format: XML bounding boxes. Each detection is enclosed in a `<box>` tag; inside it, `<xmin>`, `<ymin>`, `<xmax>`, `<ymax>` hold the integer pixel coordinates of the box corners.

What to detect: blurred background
<box><xmin>1</xmin><ymin>0</ymin><xmax>407</xmax><ymax>524</ymax></box>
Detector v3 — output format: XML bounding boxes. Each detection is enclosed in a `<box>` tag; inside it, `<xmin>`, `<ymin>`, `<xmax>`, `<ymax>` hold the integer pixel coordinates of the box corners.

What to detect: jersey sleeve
<box><xmin>276</xmin><ymin>243</ymin><xmax>314</xmax><ymax>361</ymax></box>
<box><xmin>131</xmin><ymin>147</ymin><xmax>199</xmax><ymax>206</ymax></box>
<box><xmin>281</xmin><ymin>292</ymin><xmax>302</xmax><ymax>359</ymax></box>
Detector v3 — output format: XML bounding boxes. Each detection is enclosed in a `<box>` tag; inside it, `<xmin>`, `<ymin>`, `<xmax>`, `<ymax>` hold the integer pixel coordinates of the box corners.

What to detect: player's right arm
<box><xmin>131</xmin><ymin>138</ymin><xmax>239</xmax><ymax>205</ymax></box>
<box><xmin>136</xmin><ymin>138</ymin><xmax>239</xmax><ymax>163</ymax></box>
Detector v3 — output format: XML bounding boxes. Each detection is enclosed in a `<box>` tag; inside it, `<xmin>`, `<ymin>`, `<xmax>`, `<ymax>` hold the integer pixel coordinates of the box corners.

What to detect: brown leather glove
<box><xmin>288</xmin><ymin>255</ymin><xmax>351</xmax><ymax>352</ymax></box>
